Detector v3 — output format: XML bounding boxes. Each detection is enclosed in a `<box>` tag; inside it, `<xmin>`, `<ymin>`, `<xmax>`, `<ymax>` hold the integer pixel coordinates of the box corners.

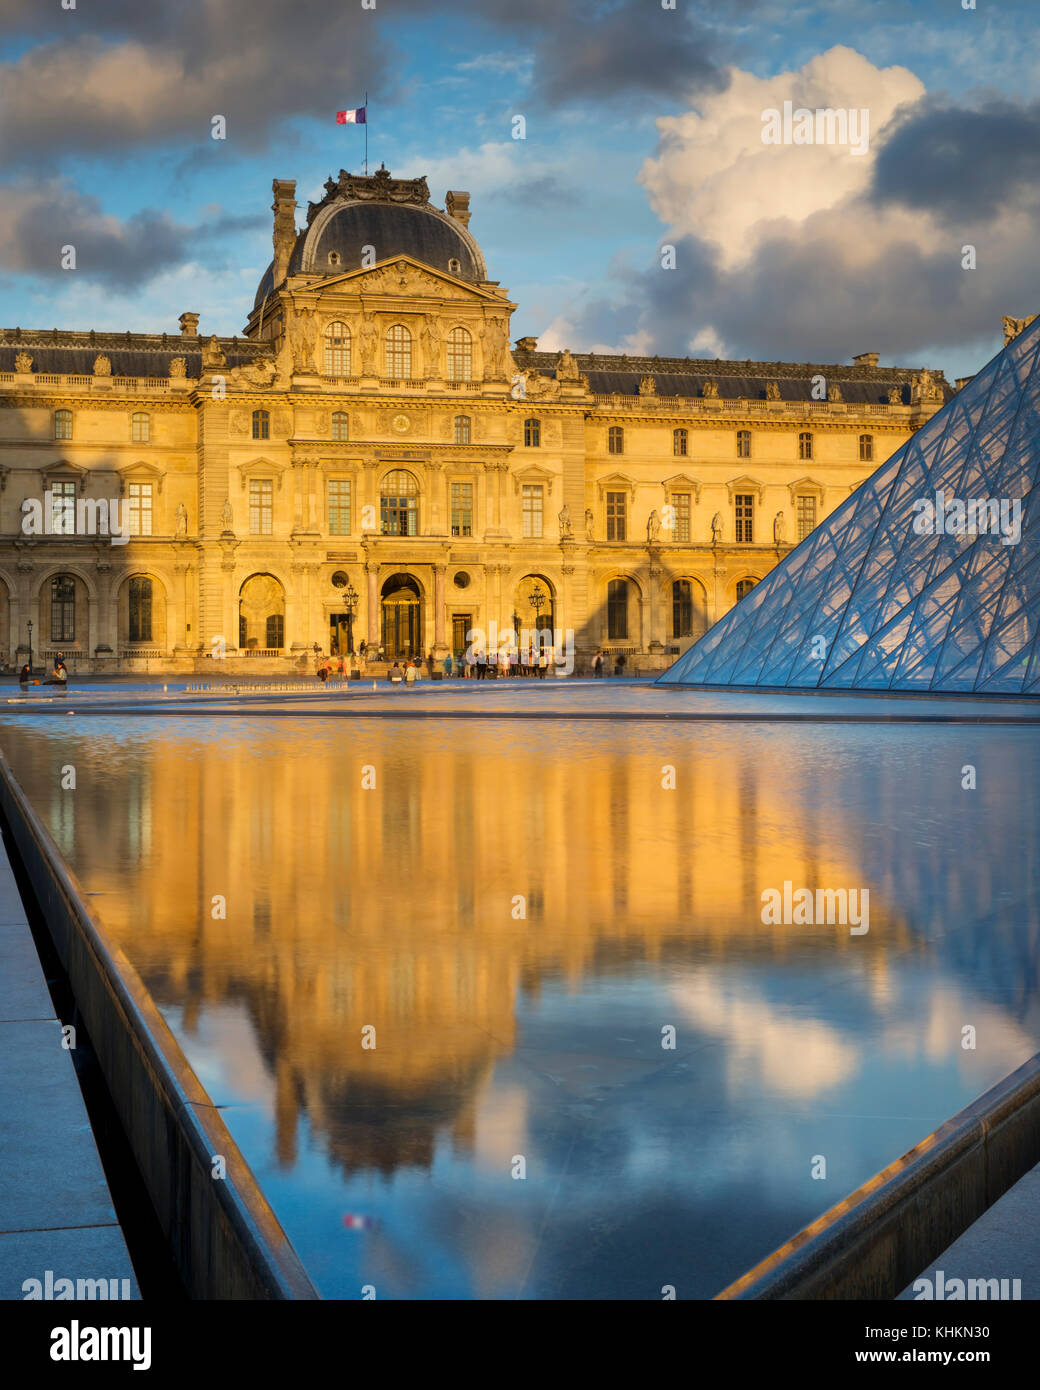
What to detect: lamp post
<box><xmin>343</xmin><ymin>580</ymin><xmax>359</xmax><ymax>656</ymax></box>
<box><xmin>529</xmin><ymin>585</ymin><xmax>547</xmax><ymax>671</ymax></box>
<box><xmin>26</xmin><ymin>619</ymin><xmax>32</xmax><ymax>677</ymax></box>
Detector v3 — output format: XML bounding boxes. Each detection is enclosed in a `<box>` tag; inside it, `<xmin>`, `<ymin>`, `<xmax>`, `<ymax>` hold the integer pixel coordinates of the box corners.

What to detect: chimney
<box><xmin>272</xmin><ymin>179</ymin><xmax>298</xmax><ymax>286</ymax></box>
<box><xmin>514</xmin><ymin>336</ymin><xmax>538</xmax><ymax>352</ymax></box>
<box><xmin>178</xmin><ymin>312</ymin><xmax>199</xmax><ymax>337</ymax></box>
<box><xmin>852</xmin><ymin>351</ymin><xmax>879</xmax><ymax>368</ymax></box>
<box><xmin>446</xmin><ymin>190</ymin><xmax>471</xmax><ymax>228</ymax></box>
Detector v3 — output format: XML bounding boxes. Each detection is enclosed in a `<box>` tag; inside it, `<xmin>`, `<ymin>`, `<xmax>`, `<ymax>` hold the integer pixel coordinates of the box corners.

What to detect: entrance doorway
<box><xmin>451</xmin><ymin>613</ymin><xmax>472</xmax><ymax>661</ymax></box>
<box><xmin>381</xmin><ymin>573</ymin><xmax>422</xmax><ymax>660</ymax></box>
<box><xmin>329</xmin><ymin>612</ymin><xmax>354</xmax><ymax>656</ymax></box>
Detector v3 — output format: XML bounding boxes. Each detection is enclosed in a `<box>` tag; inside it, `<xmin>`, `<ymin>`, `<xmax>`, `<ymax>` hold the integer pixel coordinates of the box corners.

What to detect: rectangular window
<box><xmin>606</xmin><ymin>491</ymin><xmax>627</xmax><ymax>541</ymax></box>
<box><xmin>128</xmin><ymin>576</ymin><xmax>152</xmax><ymax>642</ymax></box>
<box><xmin>328</xmin><ymin>479</ymin><xmax>351</xmax><ymax>536</ymax></box>
<box><xmin>50</xmin><ymin>481</ymin><xmax>76</xmax><ymax>535</ymax></box>
<box><xmin>796</xmin><ymin>495</ymin><xmax>817</xmax><ymax>541</ymax></box>
<box><xmin>670</xmin><ymin>493</ymin><xmax>691</xmax><ymax>543</ymax></box>
<box><xmin>127</xmin><ymin>483</ymin><xmax>153</xmax><ymax>537</ymax></box>
<box><xmin>673</xmin><ymin>580</ymin><xmax>693</xmax><ymax>638</ymax></box>
<box><xmin>608</xmin><ymin>580</ymin><xmax>628</xmax><ymax>640</ymax></box>
<box><xmin>522</xmin><ymin>484</ymin><xmax>543</xmax><ymax>539</ymax></box>
<box><xmin>735</xmin><ymin>493</ymin><xmax>754</xmax><ymax>543</ymax></box>
<box><xmin>249</xmin><ymin>479</ymin><xmax>273</xmax><ymax>536</ymax></box>
<box><xmin>451</xmin><ymin>482</ymin><xmax>473</xmax><ymax>537</ymax></box>
<box><xmin>51</xmin><ymin>579</ymin><xmax>76</xmax><ymax>642</ymax></box>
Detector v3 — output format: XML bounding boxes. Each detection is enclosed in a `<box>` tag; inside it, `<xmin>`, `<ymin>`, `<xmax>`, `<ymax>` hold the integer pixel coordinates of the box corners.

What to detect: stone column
<box><xmin>366</xmin><ymin>560</ymin><xmax>380</xmax><ymax>648</ymax></box>
<box><xmin>433</xmin><ymin>563</ymin><xmax>447</xmax><ymax>656</ymax></box>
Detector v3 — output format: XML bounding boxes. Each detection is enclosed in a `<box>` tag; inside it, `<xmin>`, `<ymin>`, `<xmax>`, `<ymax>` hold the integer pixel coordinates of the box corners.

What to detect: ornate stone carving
<box><xmin>275</xmin><ymin>410</ymin><xmax>292</xmax><ymax>435</ymax></box>
<box><xmin>766</xmin><ymin>380</ymin><xmax>781</xmax><ymax>401</ymax></box>
<box><xmin>828</xmin><ymin>382</ymin><xmax>843</xmax><ymax>403</ymax></box>
<box><xmin>243</xmin><ymin>357</ymin><xmax>277</xmax><ymax>386</ymax></box>
<box><xmin>516</xmin><ymin>371</ymin><xmax>560</xmax><ymax>401</ymax></box>
<box><xmin>556</xmin><ymin>349</ymin><xmax>580</xmax><ymax>380</ymax></box>
<box><xmin>290</xmin><ymin>312</ymin><xmax>317</xmax><ymax>372</ymax></box>
<box><xmin>176</xmin><ymin>502</ymin><xmax>188</xmax><ymax>537</ymax></box>
<box><xmin>359</xmin><ymin>310</ymin><xmax>379</xmax><ymax>374</ymax></box>
<box><xmin>887</xmin><ymin>384</ymin><xmax>903</xmax><ymax>405</ymax></box>
<box><xmin>420</xmin><ymin>315</ymin><xmax>440</xmax><ymax>376</ymax></box>
<box><xmin>558</xmin><ymin>504</ymin><xmax>573</xmax><ymax>539</ymax></box>
<box><xmin>231</xmin><ymin>410</ymin><xmax>251</xmax><ymax>434</ymax></box>
<box><xmin>711</xmin><ymin>512</ymin><xmax>723</xmax><ymax>544</ymax></box>
<box><xmin>773</xmin><ymin>511</ymin><xmax>786</xmax><ymax>544</ymax></box>
<box><xmin>1003</xmin><ymin>314</ymin><xmax>1037</xmax><ymax>345</ymax></box>
<box><xmin>702</xmin><ymin>378</ymin><xmax>720</xmax><ymax>398</ymax></box>
<box><xmin>14</xmin><ymin>352</ymin><xmax>33</xmax><ymax>373</ymax></box>
<box><xmin>201</xmin><ymin>336</ymin><xmax>226</xmax><ymax>371</ymax></box>
<box><xmin>308</xmin><ymin>165</ymin><xmax>431</xmax><ymax>223</ymax></box>
<box><xmin>585</xmin><ymin>507</ymin><xmax>595</xmax><ymax>541</ymax></box>
<box><xmin>479</xmin><ymin>316</ymin><xmax>510</xmax><ymax>379</ymax></box>
<box><xmin>221</xmin><ymin>497</ymin><xmax>234</xmax><ymax>532</ymax></box>
<box><xmin>93</xmin><ymin>354</ymin><xmax>112</xmax><ymax>376</ymax></box>
<box><xmin>639</xmin><ymin>375</ymin><xmax>657</xmax><ymax>396</ymax></box>
<box><xmin>169</xmin><ymin>356</ymin><xmax>187</xmax><ymax>378</ymax></box>
<box><xmin>911</xmin><ymin>369</ymin><xmax>944</xmax><ymax>404</ymax></box>
<box><xmin>646</xmin><ymin>509</ymin><xmax>661</xmax><ymax>543</ymax></box>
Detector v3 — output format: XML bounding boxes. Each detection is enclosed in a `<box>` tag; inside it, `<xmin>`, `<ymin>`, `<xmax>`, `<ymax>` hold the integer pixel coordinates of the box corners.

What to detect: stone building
<box><xmin>0</xmin><ymin>164</ymin><xmax>952</xmax><ymax>674</ymax></box>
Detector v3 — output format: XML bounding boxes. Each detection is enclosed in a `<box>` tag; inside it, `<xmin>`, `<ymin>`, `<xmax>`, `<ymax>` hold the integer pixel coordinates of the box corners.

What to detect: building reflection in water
<box><xmin>2</xmin><ymin>714</ymin><xmax>1039</xmax><ymax>1298</ymax></box>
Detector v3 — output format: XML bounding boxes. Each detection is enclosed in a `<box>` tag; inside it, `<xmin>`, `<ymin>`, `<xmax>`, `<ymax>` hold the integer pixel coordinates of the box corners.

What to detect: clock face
<box><xmin>391</xmin><ymin>414</ymin><xmax>410</xmax><ymax>434</ymax></box>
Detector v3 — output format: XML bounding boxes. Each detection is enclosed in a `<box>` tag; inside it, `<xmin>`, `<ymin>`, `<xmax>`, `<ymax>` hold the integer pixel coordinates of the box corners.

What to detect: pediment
<box><xmin>662</xmin><ymin>472</ymin><xmax>703</xmax><ymax>502</ymax></box>
<box><xmin>117</xmin><ymin>460</ymin><xmax>166</xmax><ymax>495</ymax></box>
<box><xmin>236</xmin><ymin>456</ymin><xmax>287</xmax><ymax>490</ymax></box>
<box><xmin>787</xmin><ymin>475</ymin><xmax>826</xmax><ymax>505</ymax></box>
<box><xmin>726</xmin><ymin>473</ymin><xmax>766</xmax><ymax>503</ymax></box>
<box><xmin>597</xmin><ymin>471</ymin><xmax>637</xmax><ymax>499</ymax></box>
<box><xmin>512</xmin><ymin>463</ymin><xmax>556</xmax><ymax>496</ymax></box>
<box><xmin>310</xmin><ymin>257</ymin><xmax>501</xmax><ymax>303</ymax></box>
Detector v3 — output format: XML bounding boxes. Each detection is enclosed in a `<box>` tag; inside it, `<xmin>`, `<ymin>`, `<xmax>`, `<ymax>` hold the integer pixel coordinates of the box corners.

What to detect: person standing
<box><xmin>405</xmin><ymin>660</ymin><xmax>417</xmax><ymax>684</ymax></box>
<box><xmin>425</xmin><ymin>651</ymin><xmax>434</xmax><ymax>679</ymax></box>
<box><xmin>444</xmin><ymin>653</ymin><xmax>453</xmax><ymax>678</ymax></box>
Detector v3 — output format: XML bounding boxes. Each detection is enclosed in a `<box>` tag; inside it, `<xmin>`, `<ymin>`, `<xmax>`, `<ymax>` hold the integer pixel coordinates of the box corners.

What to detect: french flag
<box><xmin>336</xmin><ymin>107</ymin><xmax>366</xmax><ymax>125</ymax></box>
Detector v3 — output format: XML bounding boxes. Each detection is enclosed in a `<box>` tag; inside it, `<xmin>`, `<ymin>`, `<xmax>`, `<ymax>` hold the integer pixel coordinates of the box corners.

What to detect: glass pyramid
<box><xmin>658</xmin><ymin>315</ymin><xmax>1040</xmax><ymax>696</ymax></box>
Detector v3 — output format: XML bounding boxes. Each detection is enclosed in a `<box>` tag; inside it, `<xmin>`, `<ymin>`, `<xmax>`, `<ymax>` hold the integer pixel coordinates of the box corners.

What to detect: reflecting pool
<box><xmin>2</xmin><ymin>690</ymin><xmax>1038</xmax><ymax>1298</ymax></box>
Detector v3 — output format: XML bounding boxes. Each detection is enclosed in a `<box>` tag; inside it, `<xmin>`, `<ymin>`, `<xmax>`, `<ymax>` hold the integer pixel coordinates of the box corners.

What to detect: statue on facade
<box><xmin>420</xmin><ymin>316</ymin><xmax>439</xmax><ymax>376</ymax></box>
<box><xmin>639</xmin><ymin>375</ymin><xmax>657</xmax><ymax>396</ymax></box>
<box><xmin>221</xmin><ymin>497</ymin><xmax>234</xmax><ymax>533</ymax></box>
<box><xmin>558</xmin><ymin>504</ymin><xmax>573</xmax><ymax>539</ymax></box>
<box><xmin>359</xmin><ymin>311</ymin><xmax>379</xmax><ymax>375</ymax></box>
<box><xmin>176</xmin><ymin>502</ymin><xmax>188</xmax><ymax>537</ymax></box>
<box><xmin>912</xmin><ymin>369</ymin><xmax>944</xmax><ymax>404</ymax></box>
<box><xmin>773</xmin><ymin>511</ymin><xmax>786</xmax><ymax>545</ymax></box>
<box><xmin>201</xmin><ymin>336</ymin><xmax>226</xmax><ymax>371</ymax></box>
<box><xmin>14</xmin><ymin>352</ymin><xmax>33</xmax><ymax>373</ymax></box>
<box><xmin>646</xmin><ymin>509</ymin><xmax>661</xmax><ymax>543</ymax></box>
<box><xmin>1003</xmin><ymin>314</ymin><xmax>1038</xmax><ymax>345</ymax></box>
<box><xmin>169</xmin><ymin>356</ymin><xmax>187</xmax><ymax>379</ymax></box>
<box><xmin>556</xmin><ymin>348</ymin><xmax>580</xmax><ymax>381</ymax></box>
<box><xmin>828</xmin><ymin>382</ymin><xmax>843</xmax><ymax>403</ymax></box>
<box><xmin>766</xmin><ymin>380</ymin><xmax>781</xmax><ymax>401</ymax></box>
<box><xmin>887</xmin><ymin>384</ymin><xmax>902</xmax><ymax>405</ymax></box>
<box><xmin>480</xmin><ymin>316</ymin><xmax>509</xmax><ymax>379</ymax></box>
<box><xmin>93</xmin><ymin>355</ymin><xmax>112</xmax><ymax>377</ymax></box>
<box><xmin>702</xmin><ymin>378</ymin><xmax>719</xmax><ymax>398</ymax></box>
<box><xmin>291</xmin><ymin>312</ymin><xmax>317</xmax><ymax>372</ymax></box>
<box><xmin>711</xmin><ymin>511</ymin><xmax>723</xmax><ymax>544</ymax></box>
<box><xmin>585</xmin><ymin>507</ymin><xmax>595</xmax><ymax>540</ymax></box>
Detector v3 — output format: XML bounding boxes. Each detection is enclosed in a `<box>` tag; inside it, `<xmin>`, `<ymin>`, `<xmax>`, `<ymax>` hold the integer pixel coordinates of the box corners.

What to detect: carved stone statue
<box><xmin>93</xmin><ymin>355</ymin><xmax>111</xmax><ymax>376</ymax></box>
<box><xmin>773</xmin><ymin>511</ymin><xmax>786</xmax><ymax>544</ymax></box>
<box><xmin>766</xmin><ymin>380</ymin><xmax>781</xmax><ymax>401</ymax></box>
<box><xmin>1003</xmin><ymin>314</ymin><xmax>1038</xmax><ymax>345</ymax></box>
<box><xmin>556</xmin><ymin>349</ymin><xmax>580</xmax><ymax>381</ymax></box>
<box><xmin>646</xmin><ymin>509</ymin><xmax>661</xmax><ymax>543</ymax></box>
<box><xmin>14</xmin><ymin>352</ymin><xmax>32</xmax><ymax>373</ymax></box>
<box><xmin>558</xmin><ymin>504</ymin><xmax>573</xmax><ymax>539</ymax></box>
<box><xmin>202</xmin><ymin>336</ymin><xmax>226</xmax><ymax>371</ymax></box>
<box><xmin>245</xmin><ymin>357</ymin><xmax>277</xmax><ymax>386</ymax></box>
<box><xmin>176</xmin><ymin>502</ymin><xmax>188</xmax><ymax>537</ymax></box>
<box><xmin>828</xmin><ymin>382</ymin><xmax>843</xmax><ymax>403</ymax></box>
<box><xmin>480</xmin><ymin>316</ymin><xmax>509</xmax><ymax>379</ymax></box>
<box><xmin>639</xmin><ymin>375</ymin><xmax>657</xmax><ymax>396</ymax></box>
<box><xmin>887</xmin><ymin>384</ymin><xmax>902</xmax><ymax>405</ymax></box>
<box><xmin>420</xmin><ymin>316</ymin><xmax>439</xmax><ymax>376</ymax></box>
<box><xmin>711</xmin><ymin>511</ymin><xmax>723</xmax><ymax>544</ymax></box>
<box><xmin>702</xmin><ymin>378</ymin><xmax>719</xmax><ymax>398</ymax></box>
<box><xmin>359</xmin><ymin>311</ymin><xmax>379</xmax><ymax>375</ymax></box>
<box><xmin>221</xmin><ymin>497</ymin><xmax>233</xmax><ymax>532</ymax></box>
<box><xmin>291</xmin><ymin>312</ymin><xmax>317</xmax><ymax>372</ymax></box>
<box><xmin>912</xmin><ymin>369</ymin><xmax>944</xmax><ymax>404</ymax></box>
<box><xmin>585</xmin><ymin>507</ymin><xmax>595</xmax><ymax>540</ymax></box>
<box><xmin>169</xmin><ymin>356</ymin><xmax>187</xmax><ymax>379</ymax></box>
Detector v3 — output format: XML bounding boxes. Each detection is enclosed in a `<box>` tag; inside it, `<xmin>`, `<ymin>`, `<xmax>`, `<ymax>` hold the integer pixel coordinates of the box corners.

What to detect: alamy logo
<box><xmin>912</xmin><ymin>490</ymin><xmax>1021</xmax><ymax>546</ymax></box>
<box><xmin>761</xmin><ymin>101</ymin><xmax>870</xmax><ymax>155</ymax></box>
<box><xmin>912</xmin><ymin>1269</ymin><xmax>1021</xmax><ymax>1300</ymax></box>
<box><xmin>21</xmin><ymin>495</ymin><xmax>131</xmax><ymax>545</ymax></box>
<box><xmin>760</xmin><ymin>881</ymin><xmax>869</xmax><ymax>934</ymax></box>
<box><xmin>50</xmin><ymin>1321</ymin><xmax>151</xmax><ymax>1372</ymax></box>
<box><xmin>24</xmin><ymin>1270</ymin><xmax>132</xmax><ymax>1299</ymax></box>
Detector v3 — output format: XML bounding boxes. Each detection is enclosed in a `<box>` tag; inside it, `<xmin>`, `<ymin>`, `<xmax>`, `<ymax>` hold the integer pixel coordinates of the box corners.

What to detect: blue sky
<box><xmin>1</xmin><ymin>0</ymin><xmax>1038</xmax><ymax>383</ymax></box>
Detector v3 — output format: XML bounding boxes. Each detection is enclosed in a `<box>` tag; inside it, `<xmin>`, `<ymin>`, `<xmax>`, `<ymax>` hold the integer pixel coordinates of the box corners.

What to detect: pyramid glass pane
<box><xmin>659</xmin><ymin>314</ymin><xmax>1040</xmax><ymax>695</ymax></box>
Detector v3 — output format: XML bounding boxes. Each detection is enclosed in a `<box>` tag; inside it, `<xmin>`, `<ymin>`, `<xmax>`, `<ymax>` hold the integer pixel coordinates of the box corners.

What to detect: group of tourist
<box><xmin>312</xmin><ymin>641</ymin><xmax>630</xmax><ymax>682</ymax></box>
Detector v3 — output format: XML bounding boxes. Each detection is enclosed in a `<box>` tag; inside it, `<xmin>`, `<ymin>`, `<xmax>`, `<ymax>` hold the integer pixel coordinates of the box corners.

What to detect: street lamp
<box><xmin>529</xmin><ymin>585</ymin><xmax>546</xmax><ymax>622</ymax></box>
<box><xmin>26</xmin><ymin>619</ymin><xmax>32</xmax><ymax>676</ymax></box>
<box><xmin>343</xmin><ymin>580</ymin><xmax>359</xmax><ymax>655</ymax></box>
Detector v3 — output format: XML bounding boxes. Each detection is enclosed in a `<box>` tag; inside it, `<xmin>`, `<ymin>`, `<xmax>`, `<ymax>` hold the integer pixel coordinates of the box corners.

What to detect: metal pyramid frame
<box><xmin>658</xmin><ymin>315</ymin><xmax>1040</xmax><ymax>695</ymax></box>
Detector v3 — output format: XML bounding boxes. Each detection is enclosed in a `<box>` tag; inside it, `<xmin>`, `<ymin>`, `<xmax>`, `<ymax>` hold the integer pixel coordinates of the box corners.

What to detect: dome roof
<box><xmin>253</xmin><ymin>168</ymin><xmax>487</xmax><ymax>310</ymax></box>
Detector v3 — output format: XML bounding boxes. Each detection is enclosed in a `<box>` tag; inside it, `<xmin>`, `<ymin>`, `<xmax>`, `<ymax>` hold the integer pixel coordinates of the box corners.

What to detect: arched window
<box><xmin>799</xmin><ymin>430</ymin><xmax>813</xmax><ymax>460</ymax></box>
<box><xmin>332</xmin><ymin>411</ymin><xmax>349</xmax><ymax>441</ymax></box>
<box><xmin>524</xmin><ymin>417</ymin><xmax>540</xmax><ymax>448</ymax></box>
<box><xmin>380</xmin><ymin>469</ymin><xmax>419</xmax><ymax>536</ymax></box>
<box><xmin>608</xmin><ymin>425</ymin><xmax>624</xmax><ymax>455</ymax></box>
<box><xmin>672</xmin><ymin>579</ymin><xmax>694</xmax><ymax>638</ymax></box>
<box><xmin>859</xmin><ymin>433</ymin><xmax>874</xmax><ymax>462</ymax></box>
<box><xmin>54</xmin><ymin>409</ymin><xmax>72</xmax><ymax>441</ymax></box>
<box><xmin>736</xmin><ymin>578</ymin><xmax>757</xmax><ymax>601</ymax></box>
<box><xmin>385</xmin><ymin>325</ymin><xmax>412</xmax><ymax>379</ymax></box>
<box><xmin>324</xmin><ymin>322</ymin><xmax>351</xmax><ymax>376</ymax></box>
<box><xmin>607</xmin><ymin>579</ymin><xmax>629</xmax><ymax>640</ymax></box>
<box><xmin>446</xmin><ymin>327</ymin><xmax>472</xmax><ymax>381</ymax></box>
<box><xmin>131</xmin><ymin>412</ymin><xmax>149</xmax><ymax>443</ymax></box>
<box><xmin>454</xmin><ymin>415</ymin><xmax>471</xmax><ymax>444</ymax></box>
<box><xmin>252</xmin><ymin>409</ymin><xmax>269</xmax><ymax>440</ymax></box>
<box><xmin>448</xmin><ymin>257</ymin><xmax>461</xmax><ymax>275</ymax></box>
<box><xmin>50</xmin><ymin>574</ymin><xmax>76</xmax><ymax>642</ymax></box>
<box><xmin>673</xmin><ymin>428</ymin><xmax>688</xmax><ymax>457</ymax></box>
<box><xmin>737</xmin><ymin>429</ymin><xmax>751</xmax><ymax>458</ymax></box>
<box><xmin>128</xmin><ymin>576</ymin><xmax>153</xmax><ymax>643</ymax></box>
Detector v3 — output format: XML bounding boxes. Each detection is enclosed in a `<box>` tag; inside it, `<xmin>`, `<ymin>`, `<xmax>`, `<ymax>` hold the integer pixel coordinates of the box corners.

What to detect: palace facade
<box><xmin>0</xmin><ymin>164</ymin><xmax>953</xmax><ymax>674</ymax></box>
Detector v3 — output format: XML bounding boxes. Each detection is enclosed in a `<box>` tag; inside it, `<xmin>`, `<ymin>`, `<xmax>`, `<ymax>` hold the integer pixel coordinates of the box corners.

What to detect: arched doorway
<box><xmin>239</xmin><ymin>573</ymin><xmax>286</xmax><ymax>651</ymax></box>
<box><xmin>381</xmin><ymin>573</ymin><xmax>422</xmax><ymax>659</ymax></box>
<box><xmin>514</xmin><ymin>574</ymin><xmax>555</xmax><ymax>642</ymax></box>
